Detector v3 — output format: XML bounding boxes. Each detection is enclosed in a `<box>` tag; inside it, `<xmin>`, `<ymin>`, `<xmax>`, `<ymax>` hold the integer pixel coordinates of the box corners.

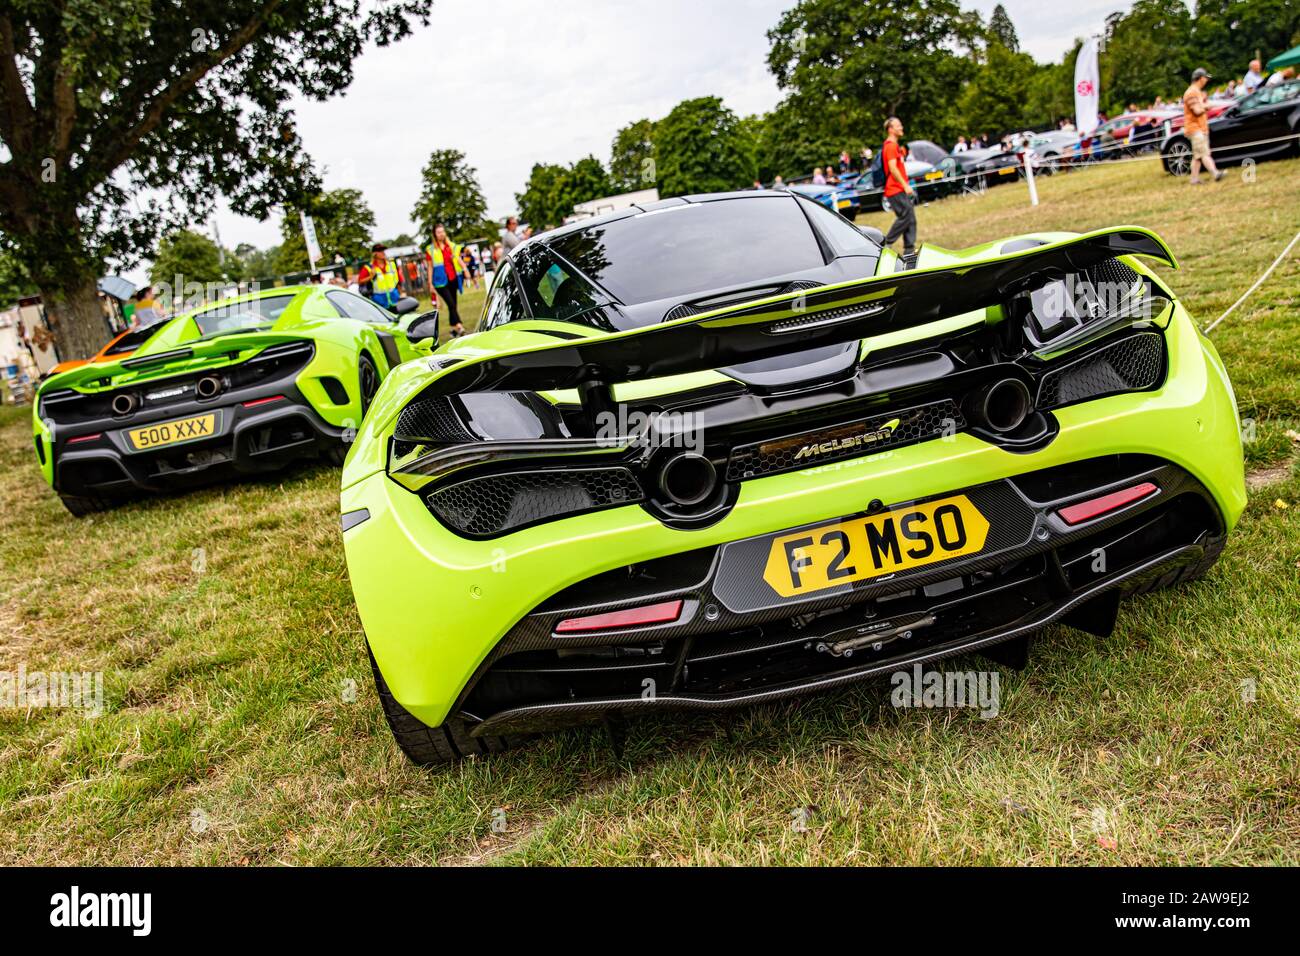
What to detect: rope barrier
<box><xmin>1203</xmin><ymin>230</ymin><xmax>1300</xmax><ymax>335</ymax></box>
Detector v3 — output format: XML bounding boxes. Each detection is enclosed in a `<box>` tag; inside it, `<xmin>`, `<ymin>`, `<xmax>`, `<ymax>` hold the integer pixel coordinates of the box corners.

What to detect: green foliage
<box><xmin>0</xmin><ymin>0</ymin><xmax>434</xmax><ymax>356</ymax></box>
<box><xmin>989</xmin><ymin>4</ymin><xmax>1019</xmax><ymax>53</ymax></box>
<box><xmin>750</xmin><ymin>100</ymin><xmax>848</xmax><ymax>183</ymax></box>
<box><xmin>275</xmin><ymin>189</ymin><xmax>376</xmax><ymax>275</ymax></box>
<box><xmin>610</xmin><ymin>119</ymin><xmax>658</xmax><ymax>192</ymax></box>
<box><xmin>229</xmin><ymin>243</ymin><xmax>281</xmax><ymax>283</ymax></box>
<box><xmin>954</xmin><ymin>42</ymin><xmax>1041</xmax><ymax>138</ymax></box>
<box><xmin>0</xmin><ymin>251</ymin><xmax>35</xmax><ymax>308</ymax></box>
<box><xmin>654</xmin><ymin>97</ymin><xmax>756</xmax><ymax>197</ymax></box>
<box><xmin>766</xmin><ymin>0</ymin><xmax>983</xmax><ymax>147</ymax></box>
<box><xmin>1101</xmin><ymin>0</ymin><xmax>1195</xmax><ymax>114</ymax></box>
<box><xmin>516</xmin><ymin>163</ymin><xmax>569</xmax><ymax>230</ymax></box>
<box><xmin>150</xmin><ymin>230</ymin><xmax>226</xmax><ymax>288</ymax></box>
<box><xmin>410</xmin><ymin>149</ymin><xmax>489</xmax><ymax>240</ymax></box>
<box><xmin>1026</xmin><ymin>50</ymin><xmax>1078</xmax><ymax>128</ymax></box>
<box><xmin>514</xmin><ymin>156</ymin><xmax>612</xmax><ymax>229</ymax></box>
<box><xmin>1192</xmin><ymin>0</ymin><xmax>1300</xmax><ymax>80</ymax></box>
<box><xmin>564</xmin><ymin>156</ymin><xmax>613</xmax><ymax>215</ymax></box>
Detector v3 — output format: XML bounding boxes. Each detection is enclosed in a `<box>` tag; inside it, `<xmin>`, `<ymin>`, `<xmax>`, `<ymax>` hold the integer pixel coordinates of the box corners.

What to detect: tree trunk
<box><xmin>40</xmin><ymin>274</ymin><xmax>111</xmax><ymax>363</ymax></box>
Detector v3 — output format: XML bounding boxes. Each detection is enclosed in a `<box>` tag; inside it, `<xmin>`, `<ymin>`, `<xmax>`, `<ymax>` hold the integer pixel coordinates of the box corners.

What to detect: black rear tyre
<box><xmin>58</xmin><ymin>493</ymin><xmax>113</xmax><ymax>516</ymax></box>
<box><xmin>1129</xmin><ymin>535</ymin><xmax>1225</xmax><ymax>595</ymax></box>
<box><xmin>368</xmin><ymin>644</ymin><xmax>527</xmax><ymax>766</ymax></box>
<box><xmin>358</xmin><ymin>353</ymin><xmax>379</xmax><ymax>418</ymax></box>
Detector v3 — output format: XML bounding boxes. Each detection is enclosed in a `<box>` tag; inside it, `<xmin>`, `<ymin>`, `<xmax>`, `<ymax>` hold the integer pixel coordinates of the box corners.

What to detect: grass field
<box><xmin>1</xmin><ymin>158</ymin><xmax>1297</xmax><ymax>865</ymax></box>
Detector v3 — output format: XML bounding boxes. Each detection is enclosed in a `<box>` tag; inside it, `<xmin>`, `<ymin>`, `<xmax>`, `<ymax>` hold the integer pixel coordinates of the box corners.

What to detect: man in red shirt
<box><xmin>881</xmin><ymin>116</ymin><xmax>918</xmax><ymax>269</ymax></box>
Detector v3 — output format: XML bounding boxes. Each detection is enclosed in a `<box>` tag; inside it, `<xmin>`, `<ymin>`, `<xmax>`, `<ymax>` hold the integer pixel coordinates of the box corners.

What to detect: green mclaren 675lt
<box><xmin>341</xmin><ymin>190</ymin><xmax>1245</xmax><ymax>765</ymax></box>
<box><xmin>34</xmin><ymin>284</ymin><xmax>439</xmax><ymax>514</ymax></box>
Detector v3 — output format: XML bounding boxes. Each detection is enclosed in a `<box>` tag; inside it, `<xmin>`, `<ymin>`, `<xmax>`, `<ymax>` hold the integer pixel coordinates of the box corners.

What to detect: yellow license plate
<box><xmin>836</xmin><ymin>199</ymin><xmax>852</xmax><ymax>208</ymax></box>
<box><xmin>762</xmin><ymin>495</ymin><xmax>990</xmax><ymax>598</ymax></box>
<box><xmin>127</xmin><ymin>413</ymin><xmax>217</xmax><ymax>450</ymax></box>
<box><xmin>924</xmin><ymin>171</ymin><xmax>944</xmax><ymax>180</ymax></box>
<box><xmin>998</xmin><ymin>166</ymin><xmax>1017</xmax><ymax>175</ymax></box>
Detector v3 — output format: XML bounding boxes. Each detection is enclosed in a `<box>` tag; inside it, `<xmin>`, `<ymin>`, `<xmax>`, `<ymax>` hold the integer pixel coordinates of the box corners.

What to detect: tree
<box><xmin>989</xmin><ymin>4</ymin><xmax>1019</xmax><ymax>53</ymax></box>
<box><xmin>654</xmin><ymin>97</ymin><xmax>756</xmax><ymax>198</ymax></box>
<box><xmin>560</xmin><ymin>155</ymin><xmax>612</xmax><ymax>217</ymax></box>
<box><xmin>1025</xmin><ymin>53</ymin><xmax>1077</xmax><ymax>129</ymax></box>
<box><xmin>274</xmin><ymin>188</ymin><xmax>376</xmax><ymax>275</ymax></box>
<box><xmin>410</xmin><ymin>149</ymin><xmax>488</xmax><ymax>240</ymax></box>
<box><xmin>0</xmin><ymin>250</ymin><xmax>35</xmax><ymax>309</ymax></box>
<box><xmin>514</xmin><ymin>156</ymin><xmax>612</xmax><ymax>229</ymax></box>
<box><xmin>609</xmin><ymin>119</ymin><xmax>657</xmax><ymax>192</ymax></box>
<box><xmin>1101</xmin><ymin>0</ymin><xmax>1194</xmax><ymax>113</ymax></box>
<box><xmin>230</xmin><ymin>243</ymin><xmax>280</xmax><ymax>283</ymax></box>
<box><xmin>515</xmin><ymin>163</ymin><xmax>570</xmax><ymax>231</ymax></box>
<box><xmin>150</xmin><ymin>230</ymin><xmax>226</xmax><ymax>302</ymax></box>
<box><xmin>1192</xmin><ymin>0</ymin><xmax>1300</xmax><ymax>82</ymax></box>
<box><xmin>953</xmin><ymin>42</ymin><xmax>1040</xmax><ymax>139</ymax></box>
<box><xmin>767</xmin><ymin>0</ymin><xmax>983</xmax><ymax>146</ymax></box>
<box><xmin>0</xmin><ymin>0</ymin><xmax>433</xmax><ymax>360</ymax></box>
<box><xmin>752</xmin><ymin>99</ymin><xmax>848</xmax><ymax>183</ymax></box>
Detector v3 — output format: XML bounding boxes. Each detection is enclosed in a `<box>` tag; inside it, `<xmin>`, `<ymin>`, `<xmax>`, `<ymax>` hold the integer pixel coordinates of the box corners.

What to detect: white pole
<box><xmin>1024</xmin><ymin>149</ymin><xmax>1039</xmax><ymax>206</ymax></box>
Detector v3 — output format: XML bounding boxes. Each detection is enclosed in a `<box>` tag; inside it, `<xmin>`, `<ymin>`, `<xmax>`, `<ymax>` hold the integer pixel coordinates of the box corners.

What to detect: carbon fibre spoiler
<box><xmin>40</xmin><ymin>330</ymin><xmax>313</xmax><ymax>392</ymax></box>
<box><xmin>425</xmin><ymin>227</ymin><xmax>1174</xmax><ymax>398</ymax></box>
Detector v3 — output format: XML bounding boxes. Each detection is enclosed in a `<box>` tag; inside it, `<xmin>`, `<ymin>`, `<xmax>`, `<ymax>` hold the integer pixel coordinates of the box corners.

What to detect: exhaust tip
<box><xmin>110</xmin><ymin>393</ymin><xmax>138</xmax><ymax>416</ymax></box>
<box><xmin>196</xmin><ymin>375</ymin><xmax>223</xmax><ymax>399</ymax></box>
<box><xmin>968</xmin><ymin>378</ymin><xmax>1032</xmax><ymax>434</ymax></box>
<box><xmin>658</xmin><ymin>453</ymin><xmax>718</xmax><ymax>507</ymax></box>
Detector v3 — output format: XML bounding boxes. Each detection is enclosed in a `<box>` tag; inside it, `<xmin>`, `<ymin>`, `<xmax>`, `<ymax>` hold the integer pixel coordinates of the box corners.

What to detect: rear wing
<box><xmin>39</xmin><ymin>330</ymin><xmax>312</xmax><ymax>393</ymax></box>
<box><xmin>424</xmin><ymin>226</ymin><xmax>1174</xmax><ymax>399</ymax></box>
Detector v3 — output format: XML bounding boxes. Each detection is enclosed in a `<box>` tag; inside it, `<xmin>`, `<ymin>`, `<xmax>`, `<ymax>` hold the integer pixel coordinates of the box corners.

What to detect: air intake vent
<box><xmin>394</xmin><ymin>396</ymin><xmax>477</xmax><ymax>443</ymax></box>
<box><xmin>426</xmin><ymin>467</ymin><xmax>644</xmax><ymax>537</ymax></box>
<box><xmin>1037</xmin><ymin>332</ymin><xmax>1164</xmax><ymax>409</ymax></box>
<box><xmin>662</xmin><ymin>303</ymin><xmax>700</xmax><ymax>322</ymax></box>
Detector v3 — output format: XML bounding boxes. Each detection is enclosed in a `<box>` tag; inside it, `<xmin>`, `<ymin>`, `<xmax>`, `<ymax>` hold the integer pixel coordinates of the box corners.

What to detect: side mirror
<box><xmin>391</xmin><ymin>296</ymin><xmax>419</xmax><ymax>316</ymax></box>
<box><xmin>404</xmin><ymin>311</ymin><xmax>440</xmax><ymax>344</ymax></box>
<box><xmin>858</xmin><ymin>224</ymin><xmax>885</xmax><ymax>244</ymax></box>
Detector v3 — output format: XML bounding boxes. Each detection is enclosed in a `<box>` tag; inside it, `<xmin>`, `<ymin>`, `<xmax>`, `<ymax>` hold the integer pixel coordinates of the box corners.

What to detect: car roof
<box><xmin>519</xmin><ymin>190</ymin><xmax>795</xmax><ymax>250</ymax></box>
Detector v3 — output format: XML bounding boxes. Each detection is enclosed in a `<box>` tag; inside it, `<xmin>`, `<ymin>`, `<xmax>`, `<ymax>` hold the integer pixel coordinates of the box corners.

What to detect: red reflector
<box><xmin>242</xmin><ymin>395</ymin><xmax>285</xmax><ymax>408</ymax></box>
<box><xmin>1057</xmin><ymin>482</ymin><xmax>1158</xmax><ymax>526</ymax></box>
<box><xmin>555</xmin><ymin>599</ymin><xmax>684</xmax><ymax>634</ymax></box>
<box><xmin>66</xmin><ymin>433</ymin><xmax>102</xmax><ymax>444</ymax></box>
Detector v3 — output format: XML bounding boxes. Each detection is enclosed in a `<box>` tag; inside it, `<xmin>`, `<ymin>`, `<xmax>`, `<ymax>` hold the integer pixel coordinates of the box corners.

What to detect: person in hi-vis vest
<box><xmin>358</xmin><ymin>243</ymin><xmax>401</xmax><ymax>309</ymax></box>
<box><xmin>425</xmin><ymin>224</ymin><xmax>467</xmax><ymax>337</ymax></box>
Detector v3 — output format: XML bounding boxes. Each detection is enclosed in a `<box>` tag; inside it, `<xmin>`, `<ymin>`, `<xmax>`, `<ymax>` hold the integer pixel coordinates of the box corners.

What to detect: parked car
<box><xmin>341</xmin><ymin>188</ymin><xmax>1244</xmax><ymax>765</ymax></box>
<box><xmin>1161</xmin><ymin>79</ymin><xmax>1300</xmax><ymax>175</ymax></box>
<box><xmin>1026</xmin><ymin>130</ymin><xmax>1082</xmax><ymax>173</ymax></box>
<box><xmin>785</xmin><ymin>182</ymin><xmax>860</xmax><ymax>220</ymax></box>
<box><xmin>949</xmin><ymin>143</ymin><xmax>1021</xmax><ymax>188</ymax></box>
<box><xmin>44</xmin><ymin>324</ymin><xmax>158</xmax><ymax>379</ymax></box>
<box><xmin>33</xmin><ymin>284</ymin><xmax>434</xmax><ymax>515</ymax></box>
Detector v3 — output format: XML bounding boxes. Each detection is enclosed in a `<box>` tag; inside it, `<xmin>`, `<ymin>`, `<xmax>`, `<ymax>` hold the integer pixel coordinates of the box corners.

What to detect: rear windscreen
<box><xmin>189</xmin><ymin>295</ymin><xmax>296</xmax><ymax>336</ymax></box>
<box><xmin>549</xmin><ymin>197</ymin><xmax>824</xmax><ymax>305</ymax></box>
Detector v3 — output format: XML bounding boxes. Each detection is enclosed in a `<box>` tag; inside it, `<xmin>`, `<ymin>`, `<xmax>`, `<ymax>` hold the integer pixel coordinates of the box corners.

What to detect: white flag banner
<box><xmin>1074</xmin><ymin>36</ymin><xmax>1101</xmax><ymax>135</ymax></box>
<box><xmin>300</xmin><ymin>212</ymin><xmax>322</xmax><ymax>269</ymax></box>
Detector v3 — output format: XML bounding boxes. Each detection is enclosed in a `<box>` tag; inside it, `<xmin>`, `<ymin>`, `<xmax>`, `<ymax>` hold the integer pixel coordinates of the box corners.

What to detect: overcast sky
<box><xmin>205</xmin><ymin>0</ymin><xmax>1138</xmax><ymax>254</ymax></box>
